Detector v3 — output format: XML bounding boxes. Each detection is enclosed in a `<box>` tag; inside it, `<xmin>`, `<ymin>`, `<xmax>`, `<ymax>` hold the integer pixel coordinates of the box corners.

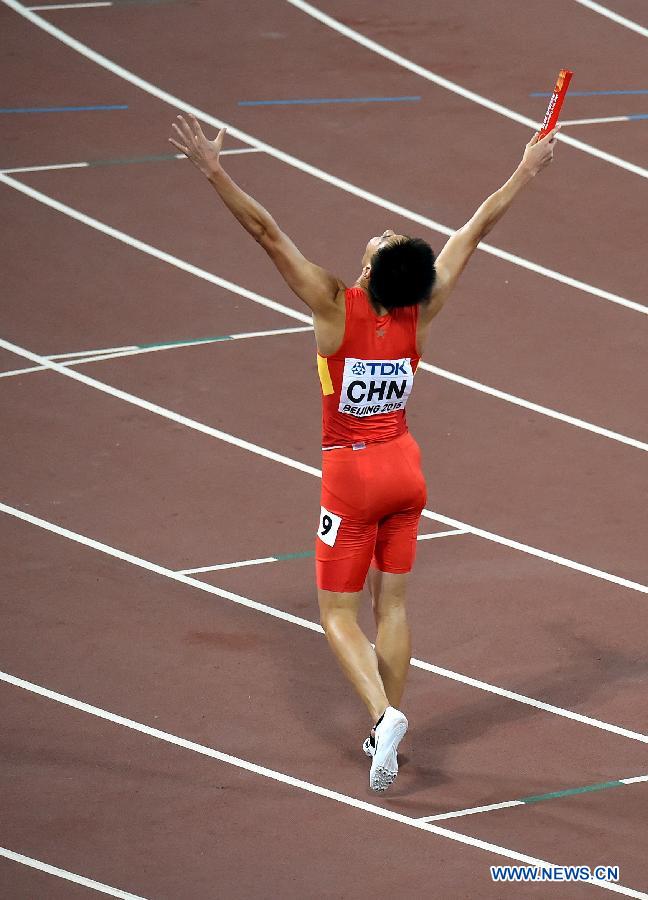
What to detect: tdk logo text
<box><xmin>363</xmin><ymin>361</ymin><xmax>408</xmax><ymax>376</ymax></box>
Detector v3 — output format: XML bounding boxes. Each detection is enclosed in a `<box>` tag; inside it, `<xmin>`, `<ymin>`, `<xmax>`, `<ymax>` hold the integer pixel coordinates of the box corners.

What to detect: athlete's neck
<box><xmin>354</xmin><ymin>276</ymin><xmax>388</xmax><ymax>317</ymax></box>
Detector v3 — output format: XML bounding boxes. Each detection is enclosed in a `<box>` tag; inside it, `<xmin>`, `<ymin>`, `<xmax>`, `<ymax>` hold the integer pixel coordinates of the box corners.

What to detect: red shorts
<box><xmin>316</xmin><ymin>431</ymin><xmax>427</xmax><ymax>593</ymax></box>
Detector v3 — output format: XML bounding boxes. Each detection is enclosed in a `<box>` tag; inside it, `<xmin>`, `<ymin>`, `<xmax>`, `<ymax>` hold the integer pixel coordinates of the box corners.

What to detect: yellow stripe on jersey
<box><xmin>317</xmin><ymin>354</ymin><xmax>334</xmax><ymax>396</ymax></box>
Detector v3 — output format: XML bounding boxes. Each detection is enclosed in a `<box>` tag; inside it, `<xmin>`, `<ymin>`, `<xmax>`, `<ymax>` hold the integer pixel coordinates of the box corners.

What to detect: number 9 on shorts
<box><xmin>317</xmin><ymin>505</ymin><xmax>342</xmax><ymax>547</ymax></box>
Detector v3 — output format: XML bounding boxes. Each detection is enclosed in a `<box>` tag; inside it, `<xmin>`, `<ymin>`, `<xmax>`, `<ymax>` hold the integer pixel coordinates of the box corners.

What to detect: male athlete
<box><xmin>170</xmin><ymin>114</ymin><xmax>559</xmax><ymax>791</ymax></box>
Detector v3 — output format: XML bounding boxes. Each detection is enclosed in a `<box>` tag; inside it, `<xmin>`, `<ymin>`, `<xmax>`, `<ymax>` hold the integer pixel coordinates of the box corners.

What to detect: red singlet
<box><xmin>318</xmin><ymin>287</ymin><xmax>421</xmax><ymax>449</ymax></box>
<box><xmin>315</xmin><ymin>287</ymin><xmax>427</xmax><ymax>592</ymax></box>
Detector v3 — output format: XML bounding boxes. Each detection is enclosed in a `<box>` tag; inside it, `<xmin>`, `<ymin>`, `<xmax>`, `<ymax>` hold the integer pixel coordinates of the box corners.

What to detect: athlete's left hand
<box><xmin>169</xmin><ymin>113</ymin><xmax>226</xmax><ymax>178</ymax></box>
<box><xmin>521</xmin><ymin>126</ymin><xmax>560</xmax><ymax>176</ymax></box>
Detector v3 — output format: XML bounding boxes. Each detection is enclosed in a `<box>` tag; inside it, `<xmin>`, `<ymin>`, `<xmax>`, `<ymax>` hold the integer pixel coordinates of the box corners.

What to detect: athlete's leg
<box><xmin>371</xmin><ymin>430</ymin><xmax>424</xmax><ymax>711</ymax></box>
<box><xmin>318</xmin><ymin>587</ymin><xmax>389</xmax><ymax>723</ymax></box>
<box><xmin>369</xmin><ymin>570</ymin><xmax>411</xmax><ymax>709</ymax></box>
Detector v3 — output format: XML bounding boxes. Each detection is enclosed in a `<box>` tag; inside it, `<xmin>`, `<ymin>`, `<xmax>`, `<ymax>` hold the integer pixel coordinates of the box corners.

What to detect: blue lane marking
<box><xmin>239</xmin><ymin>96</ymin><xmax>421</xmax><ymax>106</ymax></box>
<box><xmin>530</xmin><ymin>89</ymin><xmax>648</xmax><ymax>97</ymax></box>
<box><xmin>628</xmin><ymin>113</ymin><xmax>648</xmax><ymax>120</ymax></box>
<box><xmin>0</xmin><ymin>104</ymin><xmax>128</xmax><ymax>114</ymax></box>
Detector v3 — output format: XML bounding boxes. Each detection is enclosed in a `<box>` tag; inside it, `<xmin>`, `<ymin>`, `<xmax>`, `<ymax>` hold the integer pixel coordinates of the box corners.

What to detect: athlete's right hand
<box><xmin>169</xmin><ymin>114</ymin><xmax>226</xmax><ymax>178</ymax></box>
<box><xmin>521</xmin><ymin>126</ymin><xmax>560</xmax><ymax>176</ymax></box>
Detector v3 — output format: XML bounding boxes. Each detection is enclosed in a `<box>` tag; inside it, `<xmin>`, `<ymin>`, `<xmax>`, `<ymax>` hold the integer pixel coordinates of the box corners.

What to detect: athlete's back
<box><xmin>317</xmin><ymin>287</ymin><xmax>421</xmax><ymax>450</ymax></box>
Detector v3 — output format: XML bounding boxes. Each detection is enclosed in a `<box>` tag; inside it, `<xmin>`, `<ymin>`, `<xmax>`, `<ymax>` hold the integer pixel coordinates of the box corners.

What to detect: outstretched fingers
<box><xmin>168</xmin><ymin>136</ymin><xmax>187</xmax><ymax>154</ymax></box>
<box><xmin>188</xmin><ymin>112</ymin><xmax>206</xmax><ymax>142</ymax></box>
<box><xmin>168</xmin><ymin>113</ymin><xmax>227</xmax><ymax>175</ymax></box>
<box><xmin>174</xmin><ymin>115</ymin><xmax>195</xmax><ymax>143</ymax></box>
<box><xmin>169</xmin><ymin>121</ymin><xmax>190</xmax><ymax>154</ymax></box>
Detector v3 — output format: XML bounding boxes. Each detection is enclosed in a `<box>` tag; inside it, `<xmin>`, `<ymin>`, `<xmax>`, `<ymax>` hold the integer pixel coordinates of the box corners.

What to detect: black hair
<box><xmin>368</xmin><ymin>237</ymin><xmax>436</xmax><ymax>310</ymax></box>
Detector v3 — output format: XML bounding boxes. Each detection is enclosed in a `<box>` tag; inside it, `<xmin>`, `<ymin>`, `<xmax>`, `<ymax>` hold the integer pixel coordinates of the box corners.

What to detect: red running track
<box><xmin>1</xmin><ymin>1</ymin><xmax>647</xmax><ymax>897</ymax></box>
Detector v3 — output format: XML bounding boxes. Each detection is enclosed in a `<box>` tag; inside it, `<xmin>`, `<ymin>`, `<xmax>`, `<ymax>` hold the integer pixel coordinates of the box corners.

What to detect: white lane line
<box><xmin>416</xmin><ymin>528</ymin><xmax>468</xmax><ymax>541</ymax></box>
<box><xmin>0</xmin><ymin>326</ymin><xmax>314</xmax><ymax>379</ymax></box>
<box><xmin>1</xmin><ymin>675</ymin><xmax>647</xmax><ymax>900</ymax></box>
<box><xmin>177</xmin><ymin>529</ymin><xmax>466</xmax><ymax>574</ymax></box>
<box><xmin>0</xmin><ymin>148</ymin><xmax>261</xmax><ymax>175</ymax></box>
<box><xmin>1</xmin><ymin>4</ymin><xmax>646</xmax><ymax>318</ymax></box>
<box><xmin>62</xmin><ymin>326</ymin><xmax>312</xmax><ymax>355</ymax></box>
<box><xmin>0</xmin><ymin>174</ymin><xmax>313</xmax><ymax>326</ymax></box>
<box><xmin>220</xmin><ymin>148</ymin><xmax>264</xmax><ymax>156</ymax></box>
<box><xmin>2</xmin><ymin>175</ymin><xmax>646</xmax><ymax>457</ymax></box>
<box><xmin>40</xmin><ymin>325</ymin><xmax>308</xmax><ymax>363</ymax></box>
<box><xmin>179</xmin><ymin>557</ymin><xmax>279</xmax><ymax>575</ymax></box>
<box><xmin>417</xmin><ymin>362</ymin><xmax>648</xmax><ymax>453</ymax></box>
<box><xmin>2</xmin><ymin>334</ymin><xmax>647</xmax><ymax>596</ymax></box>
<box><xmin>49</xmin><ymin>344</ymin><xmax>136</xmax><ymax>359</ymax></box>
<box><xmin>286</xmin><ymin>0</ymin><xmax>648</xmax><ymax>181</ymax></box>
<box><xmin>622</xmin><ymin>775</ymin><xmax>648</xmax><ymax>784</ymax></box>
<box><xmin>1</xmin><ymin>351</ymin><xmax>143</xmax><ymax>379</ymax></box>
<box><xmin>215</xmin><ymin>325</ymin><xmax>312</xmax><ymax>339</ymax></box>
<box><xmin>27</xmin><ymin>1</ymin><xmax>111</xmax><ymax>7</ymax></box>
<box><xmin>562</xmin><ymin>116</ymin><xmax>645</xmax><ymax>126</ymax></box>
<box><xmin>2</xmin><ymin>499</ymin><xmax>647</xmax><ymax>743</ymax></box>
<box><xmin>0</xmin><ymin>847</ymin><xmax>146</xmax><ymax>899</ymax></box>
<box><xmin>419</xmin><ymin>801</ymin><xmax>524</xmax><ymax>822</ymax></box>
<box><xmin>1</xmin><ymin>344</ymin><xmax>139</xmax><ymax>375</ymax></box>
<box><xmin>0</xmin><ymin>161</ymin><xmax>90</xmax><ymax>174</ymax></box>
<box><xmin>572</xmin><ymin>0</ymin><xmax>648</xmax><ymax>38</ymax></box>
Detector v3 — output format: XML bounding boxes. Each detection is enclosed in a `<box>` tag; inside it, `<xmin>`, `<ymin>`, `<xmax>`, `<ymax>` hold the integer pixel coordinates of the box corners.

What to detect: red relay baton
<box><xmin>538</xmin><ymin>69</ymin><xmax>573</xmax><ymax>139</ymax></box>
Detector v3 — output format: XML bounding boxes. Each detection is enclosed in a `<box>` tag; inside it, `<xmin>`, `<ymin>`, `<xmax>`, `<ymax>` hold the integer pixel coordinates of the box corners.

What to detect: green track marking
<box><xmin>137</xmin><ymin>335</ymin><xmax>233</xmax><ymax>350</ymax></box>
<box><xmin>274</xmin><ymin>551</ymin><xmax>315</xmax><ymax>561</ymax></box>
<box><xmin>521</xmin><ymin>780</ymin><xmax>625</xmax><ymax>804</ymax></box>
<box><xmin>420</xmin><ymin>775</ymin><xmax>647</xmax><ymax>823</ymax></box>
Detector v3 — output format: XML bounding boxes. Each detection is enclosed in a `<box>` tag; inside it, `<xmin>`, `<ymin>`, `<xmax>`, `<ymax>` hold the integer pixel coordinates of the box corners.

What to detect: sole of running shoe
<box><xmin>369</xmin><ymin>709</ymin><xmax>408</xmax><ymax>792</ymax></box>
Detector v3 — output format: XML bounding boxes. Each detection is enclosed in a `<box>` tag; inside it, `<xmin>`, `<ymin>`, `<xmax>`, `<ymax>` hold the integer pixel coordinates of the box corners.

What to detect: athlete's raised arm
<box><xmin>169</xmin><ymin>114</ymin><xmax>344</xmax><ymax>315</ymax></box>
<box><xmin>420</xmin><ymin>127</ymin><xmax>560</xmax><ymax>324</ymax></box>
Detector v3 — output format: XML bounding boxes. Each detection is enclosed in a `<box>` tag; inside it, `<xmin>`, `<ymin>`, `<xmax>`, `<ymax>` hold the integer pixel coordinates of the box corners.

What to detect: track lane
<box><xmin>0</xmin><ymin>849</ymin><xmax>145</xmax><ymax>900</ymax></box>
<box><xmin>206</xmin><ymin>541</ymin><xmax>648</xmax><ymax>737</ymax></box>
<box><xmin>2</xmin><ymin>0</ymin><xmax>646</xmax><ymax>305</ymax></box>
<box><xmin>572</xmin><ymin>0</ymin><xmax>648</xmax><ymax>37</ymax></box>
<box><xmin>19</xmin><ymin>328</ymin><xmax>643</xmax><ymax>579</ymax></box>
<box><xmin>1</xmin><ymin>337</ymin><xmax>647</xmax><ymax>589</ymax></box>
<box><xmin>1</xmin><ymin>517</ymin><xmax>646</xmax><ymax>897</ymax></box>
<box><xmin>2</xmin><ymin>370</ymin><xmax>648</xmax><ymax>739</ymax></box>
<box><xmin>289</xmin><ymin>0</ymin><xmax>648</xmax><ymax>171</ymax></box>
<box><xmin>3</xmin><ymin>161</ymin><xmax>647</xmax><ymax>446</ymax></box>
<box><xmin>447</xmin><ymin>781</ymin><xmax>648</xmax><ymax>894</ymax></box>
<box><xmin>4</xmin><ymin>499</ymin><xmax>646</xmax><ymax>745</ymax></box>
<box><xmin>0</xmin><ymin>858</ymin><xmax>115</xmax><ymax>900</ymax></box>
<box><xmin>0</xmin><ymin>684</ymin><xmax>608</xmax><ymax>899</ymax></box>
<box><xmin>0</xmin><ymin>184</ymin><xmax>294</xmax><ymax>354</ymax></box>
<box><xmin>0</xmin><ymin>365</ymin><xmax>321</xmax><ymax>567</ymax></box>
<box><xmin>1</xmin><ymin>0</ymin><xmax>644</xmax><ymax>888</ymax></box>
<box><xmin>3</xmin><ymin>334</ymin><xmax>646</xmax><ymax>734</ymax></box>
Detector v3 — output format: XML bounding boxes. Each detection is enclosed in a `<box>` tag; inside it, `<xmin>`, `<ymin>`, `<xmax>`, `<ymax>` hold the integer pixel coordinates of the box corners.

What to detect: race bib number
<box><xmin>317</xmin><ymin>506</ymin><xmax>342</xmax><ymax>547</ymax></box>
<box><xmin>338</xmin><ymin>357</ymin><xmax>414</xmax><ymax>418</ymax></box>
